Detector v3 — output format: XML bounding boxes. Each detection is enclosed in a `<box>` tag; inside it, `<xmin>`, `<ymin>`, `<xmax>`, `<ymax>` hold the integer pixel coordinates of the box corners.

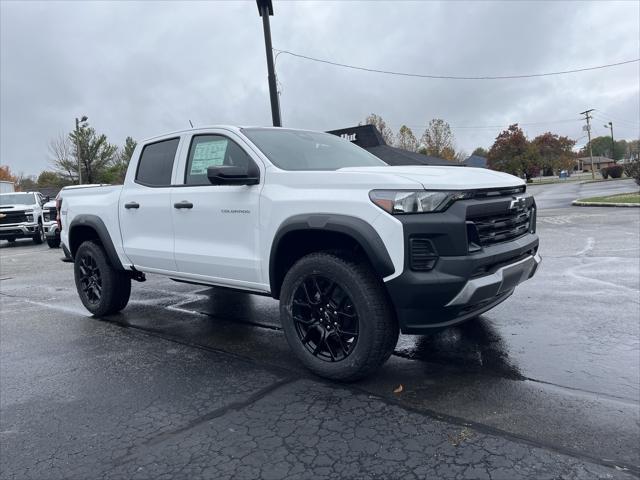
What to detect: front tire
<box><xmin>280</xmin><ymin>252</ymin><xmax>398</xmax><ymax>382</ymax></box>
<box><xmin>47</xmin><ymin>237</ymin><xmax>61</xmax><ymax>248</ymax></box>
<box><xmin>32</xmin><ymin>223</ymin><xmax>44</xmax><ymax>244</ymax></box>
<box><xmin>74</xmin><ymin>240</ymin><xmax>131</xmax><ymax>316</ymax></box>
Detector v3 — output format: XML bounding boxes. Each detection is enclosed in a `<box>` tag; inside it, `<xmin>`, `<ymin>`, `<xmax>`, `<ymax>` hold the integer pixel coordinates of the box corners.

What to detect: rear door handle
<box><xmin>124</xmin><ymin>202</ymin><xmax>139</xmax><ymax>209</ymax></box>
<box><xmin>174</xmin><ymin>201</ymin><xmax>193</xmax><ymax>209</ymax></box>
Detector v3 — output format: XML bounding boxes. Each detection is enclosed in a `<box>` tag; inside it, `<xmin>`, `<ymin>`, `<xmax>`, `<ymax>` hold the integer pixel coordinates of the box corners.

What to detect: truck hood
<box><xmin>338</xmin><ymin>166</ymin><xmax>524</xmax><ymax>190</ymax></box>
<box><xmin>0</xmin><ymin>203</ymin><xmax>36</xmax><ymax>211</ymax></box>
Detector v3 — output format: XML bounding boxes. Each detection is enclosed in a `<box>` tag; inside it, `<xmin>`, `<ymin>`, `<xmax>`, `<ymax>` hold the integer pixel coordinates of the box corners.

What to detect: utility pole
<box><xmin>75</xmin><ymin>116</ymin><xmax>88</xmax><ymax>185</ymax></box>
<box><xmin>256</xmin><ymin>0</ymin><xmax>281</xmax><ymax>127</ymax></box>
<box><xmin>580</xmin><ymin>109</ymin><xmax>595</xmax><ymax>179</ymax></box>
<box><xmin>604</xmin><ymin>121</ymin><xmax>615</xmax><ymax>162</ymax></box>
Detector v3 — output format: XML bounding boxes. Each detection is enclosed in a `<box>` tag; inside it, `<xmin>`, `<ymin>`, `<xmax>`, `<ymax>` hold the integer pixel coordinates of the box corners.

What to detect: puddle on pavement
<box><xmin>395</xmin><ymin>318</ymin><xmax>524</xmax><ymax>380</ymax></box>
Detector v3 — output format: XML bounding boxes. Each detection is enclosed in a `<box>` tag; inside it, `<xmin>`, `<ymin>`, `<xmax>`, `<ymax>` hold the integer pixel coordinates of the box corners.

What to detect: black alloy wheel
<box><xmin>77</xmin><ymin>253</ymin><xmax>102</xmax><ymax>305</ymax></box>
<box><xmin>292</xmin><ymin>275</ymin><xmax>359</xmax><ymax>362</ymax></box>
<box><xmin>74</xmin><ymin>240</ymin><xmax>131</xmax><ymax>316</ymax></box>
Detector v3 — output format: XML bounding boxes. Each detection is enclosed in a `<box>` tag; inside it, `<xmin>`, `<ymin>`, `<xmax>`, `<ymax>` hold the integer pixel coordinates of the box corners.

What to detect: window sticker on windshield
<box><xmin>190</xmin><ymin>139</ymin><xmax>228</xmax><ymax>174</ymax></box>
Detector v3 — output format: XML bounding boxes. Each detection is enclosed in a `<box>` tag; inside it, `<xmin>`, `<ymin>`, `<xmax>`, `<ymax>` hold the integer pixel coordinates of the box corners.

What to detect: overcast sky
<box><xmin>1</xmin><ymin>0</ymin><xmax>639</xmax><ymax>176</ymax></box>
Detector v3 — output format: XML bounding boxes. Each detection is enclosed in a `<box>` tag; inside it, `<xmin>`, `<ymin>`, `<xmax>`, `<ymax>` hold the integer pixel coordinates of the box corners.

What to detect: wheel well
<box><xmin>69</xmin><ymin>225</ymin><xmax>101</xmax><ymax>258</ymax></box>
<box><xmin>270</xmin><ymin>230</ymin><xmax>372</xmax><ymax>299</ymax></box>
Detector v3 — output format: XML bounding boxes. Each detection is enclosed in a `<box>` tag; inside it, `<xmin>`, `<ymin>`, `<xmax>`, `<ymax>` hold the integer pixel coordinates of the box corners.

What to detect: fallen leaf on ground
<box><xmin>393</xmin><ymin>384</ymin><xmax>404</xmax><ymax>394</ymax></box>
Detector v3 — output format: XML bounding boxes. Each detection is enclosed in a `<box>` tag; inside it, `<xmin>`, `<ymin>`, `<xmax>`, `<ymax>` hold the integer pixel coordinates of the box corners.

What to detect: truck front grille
<box><xmin>0</xmin><ymin>211</ymin><xmax>27</xmax><ymax>225</ymax></box>
<box><xmin>44</xmin><ymin>207</ymin><xmax>57</xmax><ymax>222</ymax></box>
<box><xmin>468</xmin><ymin>206</ymin><xmax>532</xmax><ymax>246</ymax></box>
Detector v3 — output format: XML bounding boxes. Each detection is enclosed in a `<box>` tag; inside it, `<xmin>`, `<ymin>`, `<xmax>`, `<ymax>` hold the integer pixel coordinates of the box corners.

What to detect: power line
<box><xmin>592</xmin><ymin>111</ymin><xmax>640</xmax><ymax>127</ymax></box>
<box><xmin>273</xmin><ymin>48</ymin><xmax>640</xmax><ymax>80</ymax></box>
<box><xmin>393</xmin><ymin>118</ymin><xmax>582</xmax><ymax>130</ymax></box>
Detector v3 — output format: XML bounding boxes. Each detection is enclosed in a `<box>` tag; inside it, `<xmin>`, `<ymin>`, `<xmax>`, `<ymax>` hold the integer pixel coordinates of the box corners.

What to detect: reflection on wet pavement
<box><xmin>395</xmin><ymin>318</ymin><xmax>524</xmax><ymax>380</ymax></box>
<box><xmin>171</xmin><ymin>286</ymin><xmax>525</xmax><ymax>382</ymax></box>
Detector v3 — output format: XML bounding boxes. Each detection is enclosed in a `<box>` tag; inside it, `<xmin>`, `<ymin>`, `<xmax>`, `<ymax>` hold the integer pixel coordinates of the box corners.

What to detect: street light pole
<box><xmin>604</xmin><ymin>121</ymin><xmax>615</xmax><ymax>162</ymax></box>
<box><xmin>75</xmin><ymin>115</ymin><xmax>88</xmax><ymax>185</ymax></box>
<box><xmin>256</xmin><ymin>0</ymin><xmax>281</xmax><ymax>127</ymax></box>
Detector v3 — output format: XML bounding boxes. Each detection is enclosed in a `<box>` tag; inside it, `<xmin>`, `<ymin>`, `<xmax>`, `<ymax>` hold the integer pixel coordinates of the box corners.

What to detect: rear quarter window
<box><xmin>135</xmin><ymin>138</ymin><xmax>180</xmax><ymax>186</ymax></box>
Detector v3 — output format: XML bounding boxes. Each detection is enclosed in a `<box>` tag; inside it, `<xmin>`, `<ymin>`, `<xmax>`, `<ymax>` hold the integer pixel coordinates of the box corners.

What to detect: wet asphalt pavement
<box><xmin>1</xmin><ymin>179</ymin><xmax>639</xmax><ymax>479</ymax></box>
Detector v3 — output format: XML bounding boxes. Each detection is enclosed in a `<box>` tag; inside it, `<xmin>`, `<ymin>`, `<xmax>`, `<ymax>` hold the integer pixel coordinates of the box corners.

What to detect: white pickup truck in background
<box><xmin>60</xmin><ymin>126</ymin><xmax>540</xmax><ymax>380</ymax></box>
<box><xmin>0</xmin><ymin>191</ymin><xmax>47</xmax><ymax>244</ymax></box>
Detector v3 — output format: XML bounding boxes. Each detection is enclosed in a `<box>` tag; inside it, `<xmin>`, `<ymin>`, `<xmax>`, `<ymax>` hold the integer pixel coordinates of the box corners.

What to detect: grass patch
<box><xmin>578</xmin><ymin>192</ymin><xmax>640</xmax><ymax>204</ymax></box>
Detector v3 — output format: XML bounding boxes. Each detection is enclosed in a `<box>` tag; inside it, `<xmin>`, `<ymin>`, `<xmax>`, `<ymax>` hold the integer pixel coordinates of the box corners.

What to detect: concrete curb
<box><xmin>578</xmin><ymin>178</ymin><xmax>630</xmax><ymax>185</ymax></box>
<box><xmin>572</xmin><ymin>200</ymin><xmax>640</xmax><ymax>207</ymax></box>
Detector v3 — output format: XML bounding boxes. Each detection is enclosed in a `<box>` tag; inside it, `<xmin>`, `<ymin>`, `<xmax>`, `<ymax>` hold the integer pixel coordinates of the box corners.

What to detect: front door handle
<box><xmin>174</xmin><ymin>201</ymin><xmax>193</xmax><ymax>209</ymax></box>
<box><xmin>124</xmin><ymin>202</ymin><xmax>139</xmax><ymax>209</ymax></box>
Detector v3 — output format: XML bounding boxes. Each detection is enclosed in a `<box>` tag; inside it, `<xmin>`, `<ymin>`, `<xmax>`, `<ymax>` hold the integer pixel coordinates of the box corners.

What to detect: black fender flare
<box><xmin>68</xmin><ymin>214</ymin><xmax>124</xmax><ymax>270</ymax></box>
<box><xmin>269</xmin><ymin>214</ymin><xmax>395</xmax><ymax>296</ymax></box>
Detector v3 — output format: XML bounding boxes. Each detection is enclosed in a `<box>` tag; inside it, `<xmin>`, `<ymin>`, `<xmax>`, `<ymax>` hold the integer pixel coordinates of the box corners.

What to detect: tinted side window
<box><xmin>136</xmin><ymin>138</ymin><xmax>180</xmax><ymax>186</ymax></box>
<box><xmin>185</xmin><ymin>135</ymin><xmax>256</xmax><ymax>185</ymax></box>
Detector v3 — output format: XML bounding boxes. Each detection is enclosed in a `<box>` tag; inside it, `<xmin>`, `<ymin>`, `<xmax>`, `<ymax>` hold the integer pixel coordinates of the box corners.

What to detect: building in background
<box><xmin>576</xmin><ymin>156</ymin><xmax>615</xmax><ymax>172</ymax></box>
<box><xmin>0</xmin><ymin>181</ymin><xmax>15</xmax><ymax>193</ymax></box>
<box><xmin>327</xmin><ymin>125</ymin><xmax>456</xmax><ymax>166</ymax></box>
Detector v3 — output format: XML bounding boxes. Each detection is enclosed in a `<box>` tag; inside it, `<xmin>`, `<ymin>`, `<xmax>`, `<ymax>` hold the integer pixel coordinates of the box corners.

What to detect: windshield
<box><xmin>242</xmin><ymin>128</ymin><xmax>386</xmax><ymax>171</ymax></box>
<box><xmin>0</xmin><ymin>193</ymin><xmax>36</xmax><ymax>206</ymax></box>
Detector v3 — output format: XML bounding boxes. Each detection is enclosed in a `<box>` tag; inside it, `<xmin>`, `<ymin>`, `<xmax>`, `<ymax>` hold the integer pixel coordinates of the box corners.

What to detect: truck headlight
<box><xmin>25</xmin><ymin>211</ymin><xmax>34</xmax><ymax>222</ymax></box>
<box><xmin>369</xmin><ymin>190</ymin><xmax>470</xmax><ymax>214</ymax></box>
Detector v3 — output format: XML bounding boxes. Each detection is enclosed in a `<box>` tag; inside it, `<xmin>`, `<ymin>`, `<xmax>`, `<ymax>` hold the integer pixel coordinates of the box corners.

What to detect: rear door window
<box><xmin>135</xmin><ymin>138</ymin><xmax>180</xmax><ymax>186</ymax></box>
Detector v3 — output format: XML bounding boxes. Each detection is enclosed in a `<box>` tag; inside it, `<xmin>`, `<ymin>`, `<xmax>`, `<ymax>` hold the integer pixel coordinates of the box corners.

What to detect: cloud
<box><xmin>1</xmin><ymin>0</ymin><xmax>638</xmax><ymax>175</ymax></box>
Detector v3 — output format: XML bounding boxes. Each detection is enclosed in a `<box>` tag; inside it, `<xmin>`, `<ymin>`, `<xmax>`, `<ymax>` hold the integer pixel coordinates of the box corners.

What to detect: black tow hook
<box><xmin>129</xmin><ymin>268</ymin><xmax>146</xmax><ymax>282</ymax></box>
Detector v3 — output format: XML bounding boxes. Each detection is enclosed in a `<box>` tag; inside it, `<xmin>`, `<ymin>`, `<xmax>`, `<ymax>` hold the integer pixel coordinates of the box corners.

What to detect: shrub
<box><xmin>600</xmin><ymin>168</ymin><xmax>609</xmax><ymax>179</ymax></box>
<box><xmin>606</xmin><ymin>165</ymin><xmax>624</xmax><ymax>179</ymax></box>
<box><xmin>623</xmin><ymin>159</ymin><xmax>640</xmax><ymax>186</ymax></box>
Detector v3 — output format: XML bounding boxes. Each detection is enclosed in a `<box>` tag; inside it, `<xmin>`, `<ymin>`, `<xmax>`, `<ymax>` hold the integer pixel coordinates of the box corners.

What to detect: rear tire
<box><xmin>6</xmin><ymin>238</ymin><xmax>16</xmax><ymax>244</ymax></box>
<box><xmin>74</xmin><ymin>240</ymin><xmax>131</xmax><ymax>316</ymax></box>
<box><xmin>280</xmin><ymin>252</ymin><xmax>398</xmax><ymax>382</ymax></box>
<box><xmin>32</xmin><ymin>223</ymin><xmax>44</xmax><ymax>244</ymax></box>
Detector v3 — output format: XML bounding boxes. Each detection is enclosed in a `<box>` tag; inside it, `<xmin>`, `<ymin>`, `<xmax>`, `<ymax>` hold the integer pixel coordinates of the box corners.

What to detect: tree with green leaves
<box><xmin>532</xmin><ymin>132</ymin><xmax>576</xmax><ymax>176</ymax></box>
<box><xmin>361</xmin><ymin>113</ymin><xmax>395</xmax><ymax>145</ymax></box>
<box><xmin>419</xmin><ymin>119</ymin><xmax>456</xmax><ymax>160</ymax></box>
<box><xmin>579</xmin><ymin>136</ymin><xmax>626</xmax><ymax>161</ymax></box>
<box><xmin>472</xmin><ymin>147</ymin><xmax>488</xmax><ymax>157</ymax></box>
<box><xmin>37</xmin><ymin>170</ymin><xmax>73</xmax><ymax>189</ymax></box>
<box><xmin>50</xmin><ymin>120</ymin><xmax>134</xmax><ymax>184</ymax></box>
<box><xmin>69</xmin><ymin>123</ymin><xmax>118</xmax><ymax>184</ymax></box>
<box><xmin>487</xmin><ymin>124</ymin><xmax>539</xmax><ymax>180</ymax></box>
<box><xmin>102</xmin><ymin>136</ymin><xmax>138</xmax><ymax>184</ymax></box>
<box><xmin>395</xmin><ymin>125</ymin><xmax>418</xmax><ymax>152</ymax></box>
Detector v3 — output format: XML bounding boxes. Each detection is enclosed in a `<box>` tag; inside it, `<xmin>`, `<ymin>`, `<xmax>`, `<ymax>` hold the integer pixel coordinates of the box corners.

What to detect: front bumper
<box><xmin>445</xmin><ymin>252</ymin><xmax>541</xmax><ymax>307</ymax></box>
<box><xmin>386</xmin><ymin>233</ymin><xmax>540</xmax><ymax>333</ymax></box>
<box><xmin>44</xmin><ymin>222</ymin><xmax>59</xmax><ymax>238</ymax></box>
<box><xmin>384</xmin><ymin>192</ymin><xmax>540</xmax><ymax>334</ymax></box>
<box><xmin>0</xmin><ymin>223</ymin><xmax>38</xmax><ymax>239</ymax></box>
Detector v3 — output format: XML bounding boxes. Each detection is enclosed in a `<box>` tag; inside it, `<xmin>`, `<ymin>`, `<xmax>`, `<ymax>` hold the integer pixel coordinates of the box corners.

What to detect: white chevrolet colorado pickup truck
<box><xmin>61</xmin><ymin>126</ymin><xmax>540</xmax><ymax>380</ymax></box>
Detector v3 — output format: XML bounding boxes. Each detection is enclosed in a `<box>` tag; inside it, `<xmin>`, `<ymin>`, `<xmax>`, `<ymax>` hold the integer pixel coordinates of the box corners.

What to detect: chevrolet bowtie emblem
<box><xmin>509</xmin><ymin>196</ymin><xmax>526</xmax><ymax>211</ymax></box>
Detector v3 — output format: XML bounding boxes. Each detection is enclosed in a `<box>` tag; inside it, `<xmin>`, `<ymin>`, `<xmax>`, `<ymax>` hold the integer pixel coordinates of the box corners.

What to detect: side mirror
<box><xmin>45</xmin><ymin>196</ymin><xmax>50</xmax><ymax>202</ymax></box>
<box><xmin>207</xmin><ymin>165</ymin><xmax>259</xmax><ymax>186</ymax></box>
